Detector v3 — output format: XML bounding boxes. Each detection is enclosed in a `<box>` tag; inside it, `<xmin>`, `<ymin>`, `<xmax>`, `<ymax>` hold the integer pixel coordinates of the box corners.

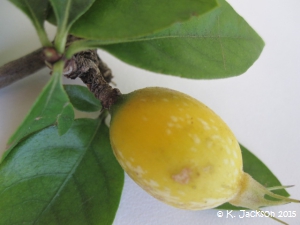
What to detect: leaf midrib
<box><xmin>24</xmin><ymin>0</ymin><xmax>43</xmax><ymax>31</ymax></box>
<box><xmin>83</xmin><ymin>34</ymin><xmax>259</xmax><ymax>48</ymax></box>
<box><xmin>32</xmin><ymin>119</ymin><xmax>102</xmax><ymax>224</ymax></box>
<box><xmin>0</xmin><ymin>173</ymin><xmax>67</xmax><ymax>197</ymax></box>
<box><xmin>60</xmin><ymin>0</ymin><xmax>72</xmax><ymax>33</ymax></box>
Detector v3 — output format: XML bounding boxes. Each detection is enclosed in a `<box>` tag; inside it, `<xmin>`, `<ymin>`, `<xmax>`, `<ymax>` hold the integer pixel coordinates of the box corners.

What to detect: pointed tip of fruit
<box><xmin>229</xmin><ymin>173</ymin><xmax>299</xmax><ymax>224</ymax></box>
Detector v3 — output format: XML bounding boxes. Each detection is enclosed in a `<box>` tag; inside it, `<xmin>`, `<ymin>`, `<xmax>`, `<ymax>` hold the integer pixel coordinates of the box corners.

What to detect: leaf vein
<box><xmin>217</xmin><ymin>15</ymin><xmax>227</xmax><ymax>70</ymax></box>
<box><xmin>0</xmin><ymin>173</ymin><xmax>67</xmax><ymax>197</ymax></box>
<box><xmin>32</xmin><ymin>119</ymin><xmax>102</xmax><ymax>224</ymax></box>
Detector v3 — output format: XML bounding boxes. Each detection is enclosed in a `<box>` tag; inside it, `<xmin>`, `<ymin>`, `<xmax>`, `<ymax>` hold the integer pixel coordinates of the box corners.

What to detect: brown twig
<box><xmin>0</xmin><ymin>35</ymin><xmax>121</xmax><ymax>109</ymax></box>
<box><xmin>0</xmin><ymin>48</ymin><xmax>46</xmax><ymax>89</ymax></box>
<box><xmin>0</xmin><ymin>35</ymin><xmax>81</xmax><ymax>89</ymax></box>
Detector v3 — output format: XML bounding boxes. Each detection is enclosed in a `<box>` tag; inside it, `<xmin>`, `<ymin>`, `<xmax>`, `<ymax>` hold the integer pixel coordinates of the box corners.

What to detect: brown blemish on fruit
<box><xmin>172</xmin><ymin>168</ymin><xmax>192</xmax><ymax>184</ymax></box>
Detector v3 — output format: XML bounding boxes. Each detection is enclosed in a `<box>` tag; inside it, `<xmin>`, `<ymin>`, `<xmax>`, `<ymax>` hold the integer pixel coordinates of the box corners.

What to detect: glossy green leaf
<box><xmin>0</xmin><ymin>118</ymin><xmax>124</xmax><ymax>225</ymax></box>
<box><xmin>57</xmin><ymin>102</ymin><xmax>75</xmax><ymax>135</ymax></box>
<box><xmin>9</xmin><ymin>0</ymin><xmax>51</xmax><ymax>46</ymax></box>
<box><xmin>49</xmin><ymin>0</ymin><xmax>95</xmax><ymax>52</ymax></box>
<box><xmin>64</xmin><ymin>85</ymin><xmax>101</xmax><ymax>112</ymax></box>
<box><xmin>2</xmin><ymin>61</ymin><xmax>74</xmax><ymax>161</ymax></box>
<box><xmin>69</xmin><ymin>0</ymin><xmax>218</xmax><ymax>40</ymax></box>
<box><xmin>217</xmin><ymin>144</ymin><xmax>289</xmax><ymax>210</ymax></box>
<box><xmin>101</xmin><ymin>0</ymin><xmax>264</xmax><ymax>79</ymax></box>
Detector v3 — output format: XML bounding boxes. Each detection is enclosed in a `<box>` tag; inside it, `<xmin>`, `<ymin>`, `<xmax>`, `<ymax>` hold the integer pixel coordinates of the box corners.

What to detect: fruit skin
<box><xmin>109</xmin><ymin>87</ymin><xmax>243</xmax><ymax>210</ymax></box>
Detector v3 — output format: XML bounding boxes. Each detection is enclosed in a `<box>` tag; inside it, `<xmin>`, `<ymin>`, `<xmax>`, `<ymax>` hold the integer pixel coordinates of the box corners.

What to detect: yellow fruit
<box><xmin>109</xmin><ymin>87</ymin><xmax>298</xmax><ymax>222</ymax></box>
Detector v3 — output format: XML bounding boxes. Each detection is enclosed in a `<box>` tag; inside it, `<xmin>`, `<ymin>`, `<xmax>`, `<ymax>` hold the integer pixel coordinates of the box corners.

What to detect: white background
<box><xmin>0</xmin><ymin>0</ymin><xmax>299</xmax><ymax>224</ymax></box>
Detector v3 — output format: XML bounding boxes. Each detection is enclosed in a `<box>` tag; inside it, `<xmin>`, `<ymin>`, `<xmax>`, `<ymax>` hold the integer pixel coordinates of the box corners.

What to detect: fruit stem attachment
<box><xmin>63</xmin><ymin>49</ymin><xmax>121</xmax><ymax>109</ymax></box>
<box><xmin>229</xmin><ymin>173</ymin><xmax>299</xmax><ymax>224</ymax></box>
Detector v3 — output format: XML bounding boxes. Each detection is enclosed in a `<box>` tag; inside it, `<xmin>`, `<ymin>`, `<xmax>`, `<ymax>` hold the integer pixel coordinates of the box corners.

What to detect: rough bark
<box><xmin>63</xmin><ymin>49</ymin><xmax>121</xmax><ymax>109</ymax></box>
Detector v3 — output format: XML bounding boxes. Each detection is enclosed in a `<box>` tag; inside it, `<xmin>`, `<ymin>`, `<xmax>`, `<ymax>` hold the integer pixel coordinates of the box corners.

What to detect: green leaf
<box><xmin>57</xmin><ymin>102</ymin><xmax>75</xmax><ymax>135</ymax></box>
<box><xmin>69</xmin><ymin>0</ymin><xmax>218</xmax><ymax>40</ymax></box>
<box><xmin>49</xmin><ymin>0</ymin><xmax>95</xmax><ymax>53</ymax></box>
<box><xmin>9</xmin><ymin>0</ymin><xmax>51</xmax><ymax>46</ymax></box>
<box><xmin>64</xmin><ymin>85</ymin><xmax>101</xmax><ymax>112</ymax></box>
<box><xmin>2</xmin><ymin>61</ymin><xmax>74</xmax><ymax>161</ymax></box>
<box><xmin>0</xmin><ymin>118</ymin><xmax>124</xmax><ymax>225</ymax></box>
<box><xmin>217</xmin><ymin>144</ymin><xmax>289</xmax><ymax>210</ymax></box>
<box><xmin>100</xmin><ymin>0</ymin><xmax>264</xmax><ymax>79</ymax></box>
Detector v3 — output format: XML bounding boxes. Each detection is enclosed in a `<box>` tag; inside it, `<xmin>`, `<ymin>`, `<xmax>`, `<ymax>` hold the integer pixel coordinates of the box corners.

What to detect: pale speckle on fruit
<box><xmin>230</xmin><ymin>159</ymin><xmax>235</xmax><ymax>167</ymax></box>
<box><xmin>233</xmin><ymin>151</ymin><xmax>238</xmax><ymax>158</ymax></box>
<box><xmin>234</xmin><ymin>169</ymin><xmax>239</xmax><ymax>176</ymax></box>
<box><xmin>145</xmin><ymin>179</ymin><xmax>160</xmax><ymax>187</ymax></box>
<box><xmin>123</xmin><ymin>160</ymin><xmax>147</xmax><ymax>177</ymax></box>
<box><xmin>190</xmin><ymin>147</ymin><xmax>197</xmax><ymax>152</ymax></box>
<box><xmin>117</xmin><ymin>151</ymin><xmax>124</xmax><ymax>159</ymax></box>
<box><xmin>193</xmin><ymin>135</ymin><xmax>201</xmax><ymax>144</ymax></box>
<box><xmin>166</xmin><ymin>129</ymin><xmax>172</xmax><ymax>135</ymax></box>
<box><xmin>197</xmin><ymin>118</ymin><xmax>211</xmax><ymax>130</ymax></box>
<box><xmin>206</xmin><ymin>139</ymin><xmax>213</xmax><ymax>148</ymax></box>
<box><xmin>211</xmin><ymin>135</ymin><xmax>222</xmax><ymax>141</ymax></box>
<box><xmin>188</xmin><ymin>133</ymin><xmax>201</xmax><ymax>144</ymax></box>
<box><xmin>225</xmin><ymin>146</ymin><xmax>231</xmax><ymax>155</ymax></box>
<box><xmin>178</xmin><ymin>191</ymin><xmax>186</xmax><ymax>196</ymax></box>
<box><xmin>172</xmin><ymin>168</ymin><xmax>192</xmax><ymax>184</ymax></box>
<box><xmin>167</xmin><ymin>122</ymin><xmax>174</xmax><ymax>127</ymax></box>
<box><xmin>153</xmin><ymin>189</ymin><xmax>180</xmax><ymax>203</ymax></box>
<box><xmin>135</xmin><ymin>166</ymin><xmax>146</xmax><ymax>175</ymax></box>
<box><xmin>170</xmin><ymin>116</ymin><xmax>178</xmax><ymax>122</ymax></box>
<box><xmin>125</xmin><ymin>161</ymin><xmax>132</xmax><ymax>168</ymax></box>
<box><xmin>212</xmin><ymin>126</ymin><xmax>218</xmax><ymax>131</ymax></box>
<box><xmin>227</xmin><ymin>137</ymin><xmax>233</xmax><ymax>145</ymax></box>
<box><xmin>203</xmin><ymin>197</ymin><xmax>231</xmax><ymax>208</ymax></box>
<box><xmin>223</xmin><ymin>159</ymin><xmax>229</xmax><ymax>165</ymax></box>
